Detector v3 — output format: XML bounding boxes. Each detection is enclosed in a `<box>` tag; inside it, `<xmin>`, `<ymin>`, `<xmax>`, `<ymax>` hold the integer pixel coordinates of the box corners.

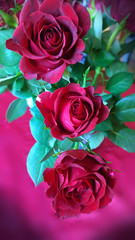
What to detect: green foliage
<box><xmin>68</xmin><ymin>61</ymin><xmax>90</xmax><ymax>83</ymax></box>
<box><xmin>106</xmin><ymin>61</ymin><xmax>127</xmax><ymax>77</ymax></box>
<box><xmin>94</xmin><ymin>49</ymin><xmax>115</xmax><ymax>67</ymax></box>
<box><xmin>27</xmin><ymin>142</ymin><xmax>56</xmax><ymax>186</ymax></box>
<box><xmin>0</xmin><ymin>29</ymin><xmax>21</xmax><ymax>67</ymax></box>
<box><xmin>93</xmin><ymin>10</ymin><xmax>103</xmax><ymax>43</ymax></box>
<box><xmin>94</xmin><ymin>117</ymin><xmax>113</xmax><ymax>132</ymax></box>
<box><xmin>62</xmin><ymin>68</ymin><xmax>70</xmax><ymax>82</ymax></box>
<box><xmin>30</xmin><ymin>117</ymin><xmax>56</xmax><ymax>147</ymax></box>
<box><xmin>6</xmin><ymin>98</ymin><xmax>27</xmax><ymax>122</ymax></box>
<box><xmin>106</xmin><ymin>72</ymin><xmax>134</xmax><ymax>95</ymax></box>
<box><xmin>113</xmin><ymin>94</ymin><xmax>135</xmax><ymax>122</ymax></box>
<box><xmin>57</xmin><ymin>138</ymin><xmax>73</xmax><ymax>151</ymax></box>
<box><xmin>0</xmin><ymin>10</ymin><xmax>17</xmax><ymax>28</ymax></box>
<box><xmin>107</xmin><ymin>128</ymin><xmax>135</xmax><ymax>153</ymax></box>
<box><xmin>88</xmin><ymin>132</ymin><xmax>104</xmax><ymax>149</ymax></box>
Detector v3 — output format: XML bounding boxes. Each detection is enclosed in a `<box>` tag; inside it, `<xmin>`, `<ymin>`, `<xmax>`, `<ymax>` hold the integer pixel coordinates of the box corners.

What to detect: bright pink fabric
<box><xmin>0</xmin><ymin>85</ymin><xmax>135</xmax><ymax>240</ymax></box>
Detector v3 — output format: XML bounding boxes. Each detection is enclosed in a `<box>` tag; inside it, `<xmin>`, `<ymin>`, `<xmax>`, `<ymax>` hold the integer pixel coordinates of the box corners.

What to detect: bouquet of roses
<box><xmin>0</xmin><ymin>0</ymin><xmax>135</xmax><ymax>218</ymax></box>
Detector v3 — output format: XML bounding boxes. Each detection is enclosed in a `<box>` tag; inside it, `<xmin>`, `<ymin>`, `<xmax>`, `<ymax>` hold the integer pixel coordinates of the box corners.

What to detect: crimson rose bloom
<box><xmin>93</xmin><ymin>0</ymin><xmax>135</xmax><ymax>32</ymax></box>
<box><xmin>36</xmin><ymin>83</ymin><xmax>109</xmax><ymax>140</ymax></box>
<box><xmin>6</xmin><ymin>0</ymin><xmax>90</xmax><ymax>83</ymax></box>
<box><xmin>44</xmin><ymin>150</ymin><xmax>116</xmax><ymax>218</ymax></box>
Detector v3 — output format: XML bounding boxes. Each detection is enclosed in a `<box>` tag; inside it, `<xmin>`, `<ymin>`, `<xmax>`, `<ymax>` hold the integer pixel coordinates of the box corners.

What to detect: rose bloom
<box><xmin>91</xmin><ymin>0</ymin><xmax>135</xmax><ymax>32</ymax></box>
<box><xmin>0</xmin><ymin>0</ymin><xmax>25</xmax><ymax>26</ymax></box>
<box><xmin>36</xmin><ymin>83</ymin><xmax>109</xmax><ymax>140</ymax></box>
<box><xmin>6</xmin><ymin>0</ymin><xmax>90</xmax><ymax>83</ymax></box>
<box><xmin>43</xmin><ymin>149</ymin><xmax>116</xmax><ymax>218</ymax></box>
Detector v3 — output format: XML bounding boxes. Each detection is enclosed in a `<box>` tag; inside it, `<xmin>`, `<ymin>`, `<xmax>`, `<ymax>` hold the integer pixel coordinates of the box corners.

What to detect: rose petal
<box><xmin>20</xmin><ymin>0</ymin><xmax>40</xmax><ymax>24</ymax></box>
<box><xmin>73</xmin><ymin>2</ymin><xmax>91</xmax><ymax>38</ymax></box>
<box><xmin>40</xmin><ymin>0</ymin><xmax>61</xmax><ymax>16</ymax></box>
<box><xmin>43</xmin><ymin>168</ymin><xmax>58</xmax><ymax>198</ymax></box>
<box><xmin>99</xmin><ymin>185</ymin><xmax>114</xmax><ymax>208</ymax></box>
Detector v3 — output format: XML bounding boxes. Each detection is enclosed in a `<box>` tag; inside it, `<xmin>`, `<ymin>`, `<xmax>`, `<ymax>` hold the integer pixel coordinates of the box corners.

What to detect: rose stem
<box><xmin>74</xmin><ymin>142</ymin><xmax>79</xmax><ymax>149</ymax></box>
<box><xmin>91</xmin><ymin>66</ymin><xmax>101</xmax><ymax>86</ymax></box>
<box><xmin>106</xmin><ymin>15</ymin><xmax>129</xmax><ymax>51</ymax></box>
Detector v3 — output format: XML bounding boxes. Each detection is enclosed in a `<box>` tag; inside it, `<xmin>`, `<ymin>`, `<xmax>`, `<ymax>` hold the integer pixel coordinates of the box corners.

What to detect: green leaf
<box><xmin>0</xmin><ymin>85</ymin><xmax>7</xmax><ymax>94</ymax></box>
<box><xmin>52</xmin><ymin>77</ymin><xmax>69</xmax><ymax>89</ymax></box>
<box><xmin>93</xmin><ymin>10</ymin><xmax>103</xmax><ymax>42</ymax></box>
<box><xmin>0</xmin><ymin>67</ymin><xmax>8</xmax><ymax>78</ymax></box>
<box><xmin>4</xmin><ymin>65</ymin><xmax>20</xmax><ymax>75</ymax></box>
<box><xmin>57</xmin><ymin>138</ymin><xmax>73</xmax><ymax>150</ymax></box>
<box><xmin>94</xmin><ymin>117</ymin><xmax>113</xmax><ymax>131</ymax></box>
<box><xmin>30</xmin><ymin>105</ymin><xmax>44</xmax><ymax>120</ymax></box>
<box><xmin>0</xmin><ymin>29</ymin><xmax>21</xmax><ymax>67</ymax></box>
<box><xmin>27</xmin><ymin>142</ymin><xmax>56</xmax><ymax>186</ymax></box>
<box><xmin>12</xmin><ymin>76</ymin><xmax>24</xmax><ymax>91</ymax></box>
<box><xmin>0</xmin><ymin>75</ymin><xmax>17</xmax><ymax>86</ymax></box>
<box><xmin>30</xmin><ymin>117</ymin><xmax>56</xmax><ymax>147</ymax></box>
<box><xmin>62</xmin><ymin>68</ymin><xmax>70</xmax><ymax>82</ymax></box>
<box><xmin>107</xmin><ymin>128</ymin><xmax>135</xmax><ymax>152</ymax></box>
<box><xmin>68</xmin><ymin>62</ymin><xmax>89</xmax><ymax>82</ymax></box>
<box><xmin>89</xmin><ymin>132</ymin><xmax>104</xmax><ymax>149</ymax></box>
<box><xmin>6</xmin><ymin>98</ymin><xmax>27</xmax><ymax>122</ymax></box>
<box><xmin>103</xmin><ymin>11</ymin><xmax>116</xmax><ymax>29</ymax></box>
<box><xmin>8</xmin><ymin>76</ymin><xmax>34</xmax><ymax>99</ymax></box>
<box><xmin>106</xmin><ymin>72</ymin><xmax>134</xmax><ymax>95</ymax></box>
<box><xmin>113</xmin><ymin>94</ymin><xmax>135</xmax><ymax>122</ymax></box>
<box><xmin>94</xmin><ymin>49</ymin><xmax>115</xmax><ymax>67</ymax></box>
<box><xmin>111</xmin><ymin>39</ymin><xmax>121</xmax><ymax>54</ymax></box>
<box><xmin>106</xmin><ymin>61</ymin><xmax>127</xmax><ymax>78</ymax></box>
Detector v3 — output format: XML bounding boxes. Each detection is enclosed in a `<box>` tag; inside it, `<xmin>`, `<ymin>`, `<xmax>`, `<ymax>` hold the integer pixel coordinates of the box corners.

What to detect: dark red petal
<box><xmin>61</xmin><ymin>1</ymin><xmax>78</xmax><ymax>27</ymax></box>
<box><xmin>6</xmin><ymin>24</ymin><xmax>28</xmax><ymax>54</ymax></box>
<box><xmin>73</xmin><ymin>2</ymin><xmax>91</xmax><ymax>38</ymax></box>
<box><xmin>81</xmin><ymin>199</ymin><xmax>99</xmax><ymax>213</ymax></box>
<box><xmin>63</xmin><ymin>39</ymin><xmax>85</xmax><ymax>64</ymax></box>
<box><xmin>40</xmin><ymin>0</ymin><xmax>61</xmax><ymax>16</ymax></box>
<box><xmin>55</xmin><ymin>150</ymin><xmax>91</xmax><ymax>166</ymax></box>
<box><xmin>20</xmin><ymin>0</ymin><xmax>40</xmax><ymax>24</ymax></box>
<box><xmin>50</xmin><ymin>125</ymin><xmax>68</xmax><ymax>140</ymax></box>
<box><xmin>96</xmin><ymin>101</ymin><xmax>109</xmax><ymax>124</ymax></box>
<box><xmin>43</xmin><ymin>168</ymin><xmax>58</xmax><ymax>198</ymax></box>
<box><xmin>36</xmin><ymin>91</ymin><xmax>56</xmax><ymax>128</ymax></box>
<box><xmin>40</xmin><ymin>62</ymin><xmax>66</xmax><ymax>83</ymax></box>
<box><xmin>58</xmin><ymin>98</ymin><xmax>75</xmax><ymax>132</ymax></box>
<box><xmin>20</xmin><ymin>57</ymin><xmax>38</xmax><ymax>79</ymax></box>
<box><xmin>99</xmin><ymin>185</ymin><xmax>114</xmax><ymax>208</ymax></box>
<box><xmin>56</xmin><ymin>15</ymin><xmax>78</xmax><ymax>51</ymax></box>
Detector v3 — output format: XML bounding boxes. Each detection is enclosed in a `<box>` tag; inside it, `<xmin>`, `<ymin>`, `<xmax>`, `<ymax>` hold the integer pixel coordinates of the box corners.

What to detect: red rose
<box><xmin>43</xmin><ymin>150</ymin><xmax>116</xmax><ymax>218</ymax></box>
<box><xmin>36</xmin><ymin>83</ymin><xmax>109</xmax><ymax>140</ymax></box>
<box><xmin>6</xmin><ymin>0</ymin><xmax>90</xmax><ymax>83</ymax></box>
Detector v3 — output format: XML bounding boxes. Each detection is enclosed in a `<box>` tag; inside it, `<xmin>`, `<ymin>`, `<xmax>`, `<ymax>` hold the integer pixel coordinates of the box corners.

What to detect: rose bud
<box><xmin>43</xmin><ymin>149</ymin><xmax>116</xmax><ymax>218</ymax></box>
<box><xmin>6</xmin><ymin>0</ymin><xmax>91</xmax><ymax>83</ymax></box>
<box><xmin>89</xmin><ymin>0</ymin><xmax>103</xmax><ymax>12</ymax></box>
<box><xmin>90</xmin><ymin>0</ymin><xmax>135</xmax><ymax>32</ymax></box>
<box><xmin>0</xmin><ymin>0</ymin><xmax>25</xmax><ymax>27</ymax></box>
<box><xmin>36</xmin><ymin>83</ymin><xmax>109</xmax><ymax>140</ymax></box>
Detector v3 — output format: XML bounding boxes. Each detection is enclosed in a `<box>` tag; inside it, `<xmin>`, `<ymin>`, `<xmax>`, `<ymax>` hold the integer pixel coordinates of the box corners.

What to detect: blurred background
<box><xmin>0</xmin><ymin>83</ymin><xmax>135</xmax><ymax>240</ymax></box>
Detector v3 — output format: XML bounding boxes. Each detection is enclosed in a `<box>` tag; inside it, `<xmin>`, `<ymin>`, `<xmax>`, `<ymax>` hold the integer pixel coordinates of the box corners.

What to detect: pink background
<box><xmin>0</xmin><ymin>85</ymin><xmax>135</xmax><ymax>240</ymax></box>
